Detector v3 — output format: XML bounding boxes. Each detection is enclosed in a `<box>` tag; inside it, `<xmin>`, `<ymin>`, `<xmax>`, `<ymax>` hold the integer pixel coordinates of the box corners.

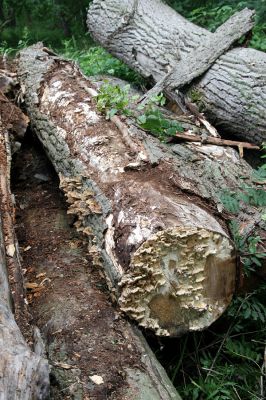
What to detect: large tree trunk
<box><xmin>87</xmin><ymin>0</ymin><xmax>266</xmax><ymax>145</ymax></box>
<box><xmin>17</xmin><ymin>44</ymin><xmax>262</xmax><ymax>337</ymax></box>
<box><xmin>12</xmin><ymin>137</ymin><xmax>180</xmax><ymax>400</ymax></box>
<box><xmin>0</xmin><ymin>91</ymin><xmax>50</xmax><ymax>399</ymax></box>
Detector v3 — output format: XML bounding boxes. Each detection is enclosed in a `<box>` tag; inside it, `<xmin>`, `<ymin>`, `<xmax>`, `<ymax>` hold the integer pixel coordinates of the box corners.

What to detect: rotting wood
<box><xmin>12</xmin><ymin>138</ymin><xmax>181</xmax><ymax>400</ymax></box>
<box><xmin>18</xmin><ymin>44</ymin><xmax>235</xmax><ymax>337</ymax></box>
<box><xmin>17</xmin><ymin>44</ymin><xmax>265</xmax><ymax>338</ymax></box>
<box><xmin>87</xmin><ymin>0</ymin><xmax>266</xmax><ymax>145</ymax></box>
<box><xmin>0</xmin><ymin>93</ymin><xmax>50</xmax><ymax>399</ymax></box>
<box><xmin>0</xmin><ymin>90</ymin><xmax>30</xmax><ymax>331</ymax></box>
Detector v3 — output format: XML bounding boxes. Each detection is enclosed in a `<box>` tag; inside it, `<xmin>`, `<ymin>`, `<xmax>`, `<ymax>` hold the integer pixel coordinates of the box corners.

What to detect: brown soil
<box><xmin>12</xmin><ymin>134</ymin><xmax>142</xmax><ymax>399</ymax></box>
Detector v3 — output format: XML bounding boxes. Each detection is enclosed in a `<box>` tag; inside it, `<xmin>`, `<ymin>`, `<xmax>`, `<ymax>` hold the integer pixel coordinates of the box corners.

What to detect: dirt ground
<box><xmin>11</xmin><ymin>133</ymin><xmax>143</xmax><ymax>399</ymax></box>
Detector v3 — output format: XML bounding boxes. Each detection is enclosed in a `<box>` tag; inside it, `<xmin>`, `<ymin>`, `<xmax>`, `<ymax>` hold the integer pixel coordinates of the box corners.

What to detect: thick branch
<box><xmin>143</xmin><ymin>8</ymin><xmax>255</xmax><ymax>100</ymax></box>
<box><xmin>87</xmin><ymin>0</ymin><xmax>266</xmax><ymax>145</ymax></box>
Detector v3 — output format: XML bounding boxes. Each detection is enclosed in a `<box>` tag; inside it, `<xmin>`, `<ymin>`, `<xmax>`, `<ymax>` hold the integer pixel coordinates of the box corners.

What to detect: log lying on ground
<box><xmin>0</xmin><ymin>93</ymin><xmax>50</xmax><ymax>399</ymax></box>
<box><xmin>87</xmin><ymin>0</ymin><xmax>266</xmax><ymax>145</ymax></box>
<box><xmin>17</xmin><ymin>44</ymin><xmax>264</xmax><ymax>337</ymax></box>
<box><xmin>12</xmin><ymin>140</ymin><xmax>181</xmax><ymax>400</ymax></box>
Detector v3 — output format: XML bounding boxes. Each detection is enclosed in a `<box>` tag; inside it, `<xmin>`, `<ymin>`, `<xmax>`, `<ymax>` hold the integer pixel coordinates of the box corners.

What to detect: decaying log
<box><xmin>17</xmin><ymin>44</ymin><xmax>264</xmax><ymax>337</ymax></box>
<box><xmin>0</xmin><ymin>91</ymin><xmax>30</xmax><ymax>329</ymax></box>
<box><xmin>0</xmin><ymin>94</ymin><xmax>49</xmax><ymax>399</ymax></box>
<box><xmin>12</xmin><ymin>140</ymin><xmax>181</xmax><ymax>400</ymax></box>
<box><xmin>87</xmin><ymin>0</ymin><xmax>266</xmax><ymax>145</ymax></box>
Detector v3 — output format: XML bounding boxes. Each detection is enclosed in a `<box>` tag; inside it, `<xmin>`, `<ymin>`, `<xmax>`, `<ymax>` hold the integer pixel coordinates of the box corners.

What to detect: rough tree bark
<box><xmin>87</xmin><ymin>0</ymin><xmax>266</xmax><ymax>145</ymax></box>
<box><xmin>17</xmin><ymin>45</ymin><xmax>265</xmax><ymax>338</ymax></box>
<box><xmin>0</xmin><ymin>91</ymin><xmax>50</xmax><ymax>399</ymax></box>
<box><xmin>12</xmin><ymin>139</ymin><xmax>181</xmax><ymax>400</ymax></box>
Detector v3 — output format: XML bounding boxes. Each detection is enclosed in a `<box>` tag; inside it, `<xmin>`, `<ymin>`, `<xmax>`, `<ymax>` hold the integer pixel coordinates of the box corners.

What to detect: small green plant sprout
<box><xmin>96</xmin><ymin>82</ymin><xmax>138</xmax><ymax>119</ymax></box>
<box><xmin>137</xmin><ymin>92</ymin><xmax>184</xmax><ymax>142</ymax></box>
<box><xmin>188</xmin><ymin>88</ymin><xmax>203</xmax><ymax>105</ymax></box>
<box><xmin>137</xmin><ymin>108</ymin><xmax>184</xmax><ymax>142</ymax></box>
<box><xmin>137</xmin><ymin>92</ymin><xmax>166</xmax><ymax>111</ymax></box>
<box><xmin>95</xmin><ymin>85</ymin><xmax>184</xmax><ymax>141</ymax></box>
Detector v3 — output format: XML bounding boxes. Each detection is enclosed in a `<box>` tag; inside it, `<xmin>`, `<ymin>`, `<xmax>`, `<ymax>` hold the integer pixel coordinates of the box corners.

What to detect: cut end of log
<box><xmin>119</xmin><ymin>227</ymin><xmax>236</xmax><ymax>336</ymax></box>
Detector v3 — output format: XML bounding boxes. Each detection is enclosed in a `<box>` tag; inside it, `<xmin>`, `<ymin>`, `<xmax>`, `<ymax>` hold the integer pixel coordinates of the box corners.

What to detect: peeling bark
<box><xmin>0</xmin><ymin>94</ymin><xmax>49</xmax><ymax>399</ymax></box>
<box><xmin>17</xmin><ymin>44</ymin><xmax>263</xmax><ymax>337</ymax></box>
<box><xmin>87</xmin><ymin>0</ymin><xmax>266</xmax><ymax>145</ymax></box>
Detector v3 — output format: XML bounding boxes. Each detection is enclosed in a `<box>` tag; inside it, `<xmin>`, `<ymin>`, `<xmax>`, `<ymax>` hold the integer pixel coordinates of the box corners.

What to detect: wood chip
<box><xmin>25</xmin><ymin>282</ymin><xmax>39</xmax><ymax>289</ymax></box>
<box><xmin>53</xmin><ymin>362</ymin><xmax>76</xmax><ymax>370</ymax></box>
<box><xmin>23</xmin><ymin>245</ymin><xmax>32</xmax><ymax>252</ymax></box>
<box><xmin>36</xmin><ymin>272</ymin><xmax>47</xmax><ymax>279</ymax></box>
<box><xmin>6</xmin><ymin>244</ymin><xmax>15</xmax><ymax>257</ymax></box>
<box><xmin>89</xmin><ymin>375</ymin><xmax>104</xmax><ymax>385</ymax></box>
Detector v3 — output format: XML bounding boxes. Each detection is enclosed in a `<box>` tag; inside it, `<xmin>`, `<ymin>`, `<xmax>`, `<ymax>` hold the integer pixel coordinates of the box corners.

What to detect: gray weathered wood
<box><xmin>87</xmin><ymin>0</ymin><xmax>266</xmax><ymax>145</ymax></box>
<box><xmin>141</xmin><ymin>8</ymin><xmax>255</xmax><ymax>102</ymax></box>
<box><xmin>0</xmin><ymin>100</ymin><xmax>50</xmax><ymax>400</ymax></box>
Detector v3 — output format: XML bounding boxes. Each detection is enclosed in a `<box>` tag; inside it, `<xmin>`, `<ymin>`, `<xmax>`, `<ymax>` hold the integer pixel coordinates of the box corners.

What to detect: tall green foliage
<box><xmin>167</xmin><ymin>0</ymin><xmax>266</xmax><ymax>50</ymax></box>
<box><xmin>0</xmin><ymin>0</ymin><xmax>92</xmax><ymax>48</ymax></box>
<box><xmin>0</xmin><ymin>0</ymin><xmax>265</xmax><ymax>51</ymax></box>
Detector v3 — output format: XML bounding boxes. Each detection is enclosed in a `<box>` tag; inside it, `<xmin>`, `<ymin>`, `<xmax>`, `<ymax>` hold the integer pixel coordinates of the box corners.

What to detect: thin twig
<box><xmin>174</xmin><ymin>131</ymin><xmax>260</xmax><ymax>155</ymax></box>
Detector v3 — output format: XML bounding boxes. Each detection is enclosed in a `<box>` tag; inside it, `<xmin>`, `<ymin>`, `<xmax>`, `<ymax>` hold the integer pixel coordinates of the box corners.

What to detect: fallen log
<box><xmin>87</xmin><ymin>0</ymin><xmax>266</xmax><ymax>145</ymax></box>
<box><xmin>12</xmin><ymin>138</ymin><xmax>181</xmax><ymax>400</ymax></box>
<box><xmin>0</xmin><ymin>92</ymin><xmax>49</xmax><ymax>399</ymax></box>
<box><xmin>17</xmin><ymin>44</ymin><xmax>263</xmax><ymax>337</ymax></box>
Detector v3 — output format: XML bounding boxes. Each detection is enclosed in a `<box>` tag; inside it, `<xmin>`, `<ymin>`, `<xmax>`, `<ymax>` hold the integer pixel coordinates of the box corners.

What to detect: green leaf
<box><xmin>106</xmin><ymin>108</ymin><xmax>118</xmax><ymax>119</ymax></box>
<box><xmin>166</xmin><ymin>127</ymin><xmax>178</xmax><ymax>136</ymax></box>
<box><xmin>220</xmin><ymin>192</ymin><xmax>240</xmax><ymax>214</ymax></box>
<box><xmin>137</xmin><ymin>114</ymin><xmax>147</xmax><ymax>124</ymax></box>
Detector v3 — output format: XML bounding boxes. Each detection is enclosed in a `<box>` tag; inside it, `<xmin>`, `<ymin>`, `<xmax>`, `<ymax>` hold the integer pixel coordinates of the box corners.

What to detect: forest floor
<box><xmin>11</xmin><ymin>132</ymin><xmax>142</xmax><ymax>400</ymax></box>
